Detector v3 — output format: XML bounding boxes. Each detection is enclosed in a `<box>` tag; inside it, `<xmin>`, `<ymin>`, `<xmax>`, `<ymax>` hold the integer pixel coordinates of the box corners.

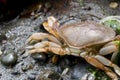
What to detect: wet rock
<box><xmin>0</xmin><ymin>52</ymin><xmax>18</xmax><ymax>66</ymax></box>
<box><xmin>71</xmin><ymin>63</ymin><xmax>90</xmax><ymax>79</ymax></box>
<box><xmin>37</xmin><ymin>70</ymin><xmax>60</xmax><ymax>80</ymax></box>
<box><xmin>31</xmin><ymin>53</ymin><xmax>47</xmax><ymax>63</ymax></box>
<box><xmin>59</xmin><ymin>56</ymin><xmax>71</xmax><ymax>70</ymax></box>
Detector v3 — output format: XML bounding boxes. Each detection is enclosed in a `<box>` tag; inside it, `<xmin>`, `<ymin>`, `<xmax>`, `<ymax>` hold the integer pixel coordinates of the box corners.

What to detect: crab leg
<box><xmin>80</xmin><ymin>53</ymin><xmax>118</xmax><ymax>80</ymax></box>
<box><xmin>99</xmin><ymin>41</ymin><xmax>119</xmax><ymax>61</ymax></box>
<box><xmin>26</xmin><ymin>41</ymin><xmax>66</xmax><ymax>55</ymax></box>
<box><xmin>26</xmin><ymin>47</ymin><xmax>66</xmax><ymax>55</ymax></box>
<box><xmin>99</xmin><ymin>41</ymin><xmax>118</xmax><ymax>55</ymax></box>
<box><xmin>94</xmin><ymin>55</ymin><xmax>120</xmax><ymax>76</ymax></box>
<box><xmin>27</xmin><ymin>33</ymin><xmax>61</xmax><ymax>45</ymax></box>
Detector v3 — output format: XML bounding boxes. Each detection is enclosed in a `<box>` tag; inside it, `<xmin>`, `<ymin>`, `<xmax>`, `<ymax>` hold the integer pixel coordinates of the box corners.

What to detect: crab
<box><xmin>26</xmin><ymin>16</ymin><xmax>120</xmax><ymax>80</ymax></box>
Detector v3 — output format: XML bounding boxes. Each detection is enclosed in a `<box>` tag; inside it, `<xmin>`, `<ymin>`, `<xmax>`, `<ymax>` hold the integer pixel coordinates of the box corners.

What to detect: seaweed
<box><xmin>88</xmin><ymin>67</ymin><xmax>111</xmax><ymax>80</ymax></box>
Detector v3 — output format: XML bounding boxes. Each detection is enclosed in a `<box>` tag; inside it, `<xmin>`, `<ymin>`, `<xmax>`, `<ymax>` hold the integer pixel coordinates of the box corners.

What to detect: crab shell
<box><xmin>55</xmin><ymin>21</ymin><xmax>115</xmax><ymax>49</ymax></box>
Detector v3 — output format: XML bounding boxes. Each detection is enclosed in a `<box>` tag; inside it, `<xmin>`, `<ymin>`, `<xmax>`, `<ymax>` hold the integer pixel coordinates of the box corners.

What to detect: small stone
<box><xmin>109</xmin><ymin>2</ymin><xmax>118</xmax><ymax>9</ymax></box>
<box><xmin>31</xmin><ymin>53</ymin><xmax>47</xmax><ymax>63</ymax></box>
<box><xmin>0</xmin><ymin>52</ymin><xmax>18</xmax><ymax>66</ymax></box>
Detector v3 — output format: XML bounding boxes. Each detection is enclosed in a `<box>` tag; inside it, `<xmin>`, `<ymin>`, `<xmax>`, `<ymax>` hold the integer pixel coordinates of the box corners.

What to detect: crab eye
<box><xmin>100</xmin><ymin>16</ymin><xmax>120</xmax><ymax>35</ymax></box>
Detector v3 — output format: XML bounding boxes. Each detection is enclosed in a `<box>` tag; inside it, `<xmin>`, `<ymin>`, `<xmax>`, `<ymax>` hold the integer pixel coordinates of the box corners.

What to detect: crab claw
<box><xmin>26</xmin><ymin>33</ymin><xmax>61</xmax><ymax>45</ymax></box>
<box><xmin>42</xmin><ymin>16</ymin><xmax>61</xmax><ymax>40</ymax></box>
